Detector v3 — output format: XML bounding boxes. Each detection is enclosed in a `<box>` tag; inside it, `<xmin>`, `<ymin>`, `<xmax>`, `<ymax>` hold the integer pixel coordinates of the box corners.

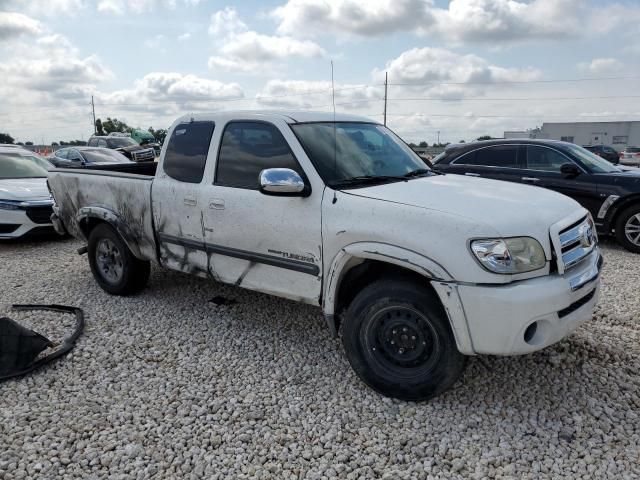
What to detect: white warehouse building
<box><xmin>507</xmin><ymin>121</ymin><xmax>640</xmax><ymax>151</ymax></box>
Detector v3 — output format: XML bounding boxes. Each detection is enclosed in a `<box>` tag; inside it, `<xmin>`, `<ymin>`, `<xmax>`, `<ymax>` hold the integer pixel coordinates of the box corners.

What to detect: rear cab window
<box><xmin>163</xmin><ymin>121</ymin><xmax>215</xmax><ymax>183</ymax></box>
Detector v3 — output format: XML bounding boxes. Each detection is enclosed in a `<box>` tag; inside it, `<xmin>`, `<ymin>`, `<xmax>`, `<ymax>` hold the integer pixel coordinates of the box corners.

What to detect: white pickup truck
<box><xmin>48</xmin><ymin>111</ymin><xmax>602</xmax><ymax>400</ymax></box>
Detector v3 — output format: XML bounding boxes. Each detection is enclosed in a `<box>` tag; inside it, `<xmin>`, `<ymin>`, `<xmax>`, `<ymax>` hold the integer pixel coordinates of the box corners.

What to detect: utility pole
<box><xmin>383</xmin><ymin>72</ymin><xmax>388</xmax><ymax>126</ymax></box>
<box><xmin>437</xmin><ymin>130</ymin><xmax>440</xmax><ymax>145</ymax></box>
<box><xmin>91</xmin><ymin>95</ymin><xmax>96</xmax><ymax>134</ymax></box>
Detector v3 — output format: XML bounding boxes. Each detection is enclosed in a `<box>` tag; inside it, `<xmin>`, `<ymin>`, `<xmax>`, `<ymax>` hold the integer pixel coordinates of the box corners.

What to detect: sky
<box><xmin>0</xmin><ymin>0</ymin><xmax>639</xmax><ymax>144</ymax></box>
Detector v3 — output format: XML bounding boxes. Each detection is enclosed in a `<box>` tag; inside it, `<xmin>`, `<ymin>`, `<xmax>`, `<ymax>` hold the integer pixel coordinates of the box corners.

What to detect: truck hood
<box><xmin>0</xmin><ymin>178</ymin><xmax>50</xmax><ymax>202</ymax></box>
<box><xmin>344</xmin><ymin>173</ymin><xmax>582</xmax><ymax>237</ymax></box>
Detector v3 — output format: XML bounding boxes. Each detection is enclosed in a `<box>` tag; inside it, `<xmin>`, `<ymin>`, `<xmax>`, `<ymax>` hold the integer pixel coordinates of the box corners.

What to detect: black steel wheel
<box><xmin>342</xmin><ymin>277</ymin><xmax>466</xmax><ymax>401</ymax></box>
<box><xmin>87</xmin><ymin>223</ymin><xmax>150</xmax><ymax>295</ymax></box>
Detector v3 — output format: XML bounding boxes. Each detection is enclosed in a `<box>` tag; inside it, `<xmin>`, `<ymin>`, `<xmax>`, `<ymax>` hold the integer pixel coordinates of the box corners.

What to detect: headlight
<box><xmin>470</xmin><ymin>237</ymin><xmax>546</xmax><ymax>274</ymax></box>
<box><xmin>0</xmin><ymin>200</ymin><xmax>21</xmax><ymax>211</ymax></box>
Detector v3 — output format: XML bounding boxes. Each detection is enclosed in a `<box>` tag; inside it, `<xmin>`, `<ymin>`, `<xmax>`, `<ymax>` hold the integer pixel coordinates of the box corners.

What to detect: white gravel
<box><xmin>1</xmin><ymin>236</ymin><xmax>639</xmax><ymax>479</ymax></box>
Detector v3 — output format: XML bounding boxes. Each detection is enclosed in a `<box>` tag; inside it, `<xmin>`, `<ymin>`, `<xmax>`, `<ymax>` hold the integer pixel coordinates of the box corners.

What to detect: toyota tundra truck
<box><xmin>47</xmin><ymin>111</ymin><xmax>602</xmax><ymax>401</ymax></box>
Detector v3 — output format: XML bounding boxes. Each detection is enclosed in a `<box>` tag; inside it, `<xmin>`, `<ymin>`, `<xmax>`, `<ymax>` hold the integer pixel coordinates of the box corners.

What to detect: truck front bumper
<box><xmin>433</xmin><ymin>250</ymin><xmax>602</xmax><ymax>356</ymax></box>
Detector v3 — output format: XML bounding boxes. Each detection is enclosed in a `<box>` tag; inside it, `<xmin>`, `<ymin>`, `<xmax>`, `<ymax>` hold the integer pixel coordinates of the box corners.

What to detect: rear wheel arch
<box><xmin>76</xmin><ymin>207</ymin><xmax>145</xmax><ymax>260</ymax></box>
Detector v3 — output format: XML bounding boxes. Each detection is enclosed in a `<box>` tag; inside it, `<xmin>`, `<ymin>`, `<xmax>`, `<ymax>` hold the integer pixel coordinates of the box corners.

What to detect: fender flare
<box><xmin>76</xmin><ymin>206</ymin><xmax>144</xmax><ymax>260</ymax></box>
<box><xmin>323</xmin><ymin>242</ymin><xmax>454</xmax><ymax>316</ymax></box>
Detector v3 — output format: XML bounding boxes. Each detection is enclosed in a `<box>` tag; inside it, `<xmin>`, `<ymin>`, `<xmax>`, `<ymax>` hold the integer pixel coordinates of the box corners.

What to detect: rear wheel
<box><xmin>342</xmin><ymin>277</ymin><xmax>466</xmax><ymax>401</ymax></box>
<box><xmin>615</xmin><ymin>205</ymin><xmax>640</xmax><ymax>253</ymax></box>
<box><xmin>87</xmin><ymin>223</ymin><xmax>150</xmax><ymax>295</ymax></box>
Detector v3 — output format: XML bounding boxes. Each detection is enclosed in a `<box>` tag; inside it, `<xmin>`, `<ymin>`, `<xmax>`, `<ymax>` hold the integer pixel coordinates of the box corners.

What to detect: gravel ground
<box><xmin>0</xmin><ymin>236</ymin><xmax>638</xmax><ymax>479</ymax></box>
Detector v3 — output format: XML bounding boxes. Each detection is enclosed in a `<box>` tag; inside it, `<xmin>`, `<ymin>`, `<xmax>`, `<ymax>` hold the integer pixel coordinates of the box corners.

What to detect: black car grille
<box><xmin>0</xmin><ymin>224</ymin><xmax>20</xmax><ymax>234</ymax></box>
<box><xmin>132</xmin><ymin>149</ymin><xmax>155</xmax><ymax>162</ymax></box>
<box><xmin>25</xmin><ymin>205</ymin><xmax>53</xmax><ymax>224</ymax></box>
<box><xmin>558</xmin><ymin>289</ymin><xmax>596</xmax><ymax>318</ymax></box>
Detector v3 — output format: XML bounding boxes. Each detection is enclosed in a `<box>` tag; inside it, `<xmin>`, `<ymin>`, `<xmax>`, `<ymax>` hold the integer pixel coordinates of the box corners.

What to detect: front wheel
<box><xmin>87</xmin><ymin>223</ymin><xmax>150</xmax><ymax>295</ymax></box>
<box><xmin>615</xmin><ymin>205</ymin><xmax>640</xmax><ymax>253</ymax></box>
<box><xmin>342</xmin><ymin>278</ymin><xmax>466</xmax><ymax>401</ymax></box>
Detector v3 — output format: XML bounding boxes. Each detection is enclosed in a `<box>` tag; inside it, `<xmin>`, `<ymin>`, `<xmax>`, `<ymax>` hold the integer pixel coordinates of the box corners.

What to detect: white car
<box><xmin>620</xmin><ymin>146</ymin><xmax>640</xmax><ymax>166</ymax></box>
<box><xmin>0</xmin><ymin>147</ymin><xmax>54</xmax><ymax>239</ymax></box>
<box><xmin>48</xmin><ymin>111</ymin><xmax>601</xmax><ymax>400</ymax></box>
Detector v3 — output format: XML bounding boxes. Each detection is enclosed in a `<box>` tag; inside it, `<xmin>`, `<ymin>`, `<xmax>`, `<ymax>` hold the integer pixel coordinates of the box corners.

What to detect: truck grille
<box><xmin>556</xmin><ymin>216</ymin><xmax>597</xmax><ymax>272</ymax></box>
<box><xmin>25</xmin><ymin>205</ymin><xmax>54</xmax><ymax>224</ymax></box>
<box><xmin>132</xmin><ymin>148</ymin><xmax>155</xmax><ymax>162</ymax></box>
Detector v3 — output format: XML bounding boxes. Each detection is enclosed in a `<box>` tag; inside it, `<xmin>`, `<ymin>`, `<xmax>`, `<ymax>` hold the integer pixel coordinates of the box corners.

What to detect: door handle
<box><xmin>522</xmin><ymin>177</ymin><xmax>540</xmax><ymax>183</ymax></box>
<box><xmin>209</xmin><ymin>198</ymin><xmax>225</xmax><ymax>210</ymax></box>
<box><xmin>183</xmin><ymin>196</ymin><xmax>197</xmax><ymax>206</ymax></box>
<box><xmin>464</xmin><ymin>172</ymin><xmax>481</xmax><ymax>177</ymax></box>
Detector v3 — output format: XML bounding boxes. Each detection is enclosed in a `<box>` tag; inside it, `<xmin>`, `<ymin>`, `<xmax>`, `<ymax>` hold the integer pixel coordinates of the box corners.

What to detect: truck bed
<box><xmin>47</xmin><ymin>166</ymin><xmax>157</xmax><ymax>261</ymax></box>
<box><xmin>82</xmin><ymin>162</ymin><xmax>158</xmax><ymax>176</ymax></box>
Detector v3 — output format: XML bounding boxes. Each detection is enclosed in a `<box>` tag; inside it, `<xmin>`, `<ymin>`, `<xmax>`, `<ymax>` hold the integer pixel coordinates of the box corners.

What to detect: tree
<box><xmin>148</xmin><ymin>127</ymin><xmax>167</xmax><ymax>144</ymax></box>
<box><xmin>0</xmin><ymin>133</ymin><xmax>15</xmax><ymax>144</ymax></box>
<box><xmin>101</xmin><ymin>117</ymin><xmax>133</xmax><ymax>134</ymax></box>
<box><xmin>25</xmin><ymin>141</ymin><xmax>33</xmax><ymax>145</ymax></box>
<box><xmin>459</xmin><ymin>140</ymin><xmax>466</xmax><ymax>143</ymax></box>
<box><xmin>418</xmin><ymin>141</ymin><xmax>428</xmax><ymax>148</ymax></box>
<box><xmin>52</xmin><ymin>142</ymin><xmax>59</xmax><ymax>146</ymax></box>
<box><xmin>95</xmin><ymin>119</ymin><xmax>105</xmax><ymax>136</ymax></box>
<box><xmin>476</xmin><ymin>135</ymin><xmax>493</xmax><ymax>141</ymax></box>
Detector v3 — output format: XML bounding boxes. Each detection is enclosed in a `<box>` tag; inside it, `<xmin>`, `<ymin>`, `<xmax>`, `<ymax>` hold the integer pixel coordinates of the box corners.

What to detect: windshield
<box><xmin>291</xmin><ymin>122</ymin><xmax>430</xmax><ymax>187</ymax></box>
<box><xmin>564</xmin><ymin>144</ymin><xmax>620</xmax><ymax>173</ymax></box>
<box><xmin>108</xmin><ymin>137</ymin><xmax>137</xmax><ymax>148</ymax></box>
<box><xmin>0</xmin><ymin>154</ymin><xmax>49</xmax><ymax>178</ymax></box>
<box><xmin>626</xmin><ymin>147</ymin><xmax>640</xmax><ymax>153</ymax></box>
<box><xmin>82</xmin><ymin>149</ymin><xmax>130</xmax><ymax>163</ymax></box>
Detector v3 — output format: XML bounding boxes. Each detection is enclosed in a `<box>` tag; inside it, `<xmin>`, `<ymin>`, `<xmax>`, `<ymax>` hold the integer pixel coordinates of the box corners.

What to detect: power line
<box><xmin>389</xmin><ymin>95</ymin><xmax>640</xmax><ymax>102</ymax></box>
<box><xmin>387</xmin><ymin>75</ymin><xmax>640</xmax><ymax>86</ymax></box>
<box><xmin>385</xmin><ymin>112</ymin><xmax>640</xmax><ymax>118</ymax></box>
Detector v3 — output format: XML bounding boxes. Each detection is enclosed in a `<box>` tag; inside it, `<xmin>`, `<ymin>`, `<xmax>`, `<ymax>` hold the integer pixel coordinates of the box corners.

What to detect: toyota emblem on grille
<box><xmin>579</xmin><ymin>224</ymin><xmax>594</xmax><ymax>248</ymax></box>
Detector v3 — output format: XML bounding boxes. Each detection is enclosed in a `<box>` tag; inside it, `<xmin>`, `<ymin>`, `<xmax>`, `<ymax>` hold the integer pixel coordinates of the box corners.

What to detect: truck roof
<box><xmin>173</xmin><ymin>110</ymin><xmax>379</xmax><ymax>125</ymax></box>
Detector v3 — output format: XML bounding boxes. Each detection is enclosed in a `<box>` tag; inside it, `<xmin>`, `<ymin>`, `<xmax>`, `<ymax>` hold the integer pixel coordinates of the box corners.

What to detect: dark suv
<box><xmin>432</xmin><ymin>139</ymin><xmax>640</xmax><ymax>252</ymax></box>
<box><xmin>583</xmin><ymin>144</ymin><xmax>619</xmax><ymax>164</ymax></box>
<box><xmin>87</xmin><ymin>135</ymin><xmax>155</xmax><ymax>162</ymax></box>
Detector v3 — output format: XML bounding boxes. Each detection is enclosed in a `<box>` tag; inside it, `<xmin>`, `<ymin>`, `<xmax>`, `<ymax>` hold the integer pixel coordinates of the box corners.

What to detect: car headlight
<box><xmin>470</xmin><ymin>237</ymin><xmax>546</xmax><ymax>274</ymax></box>
<box><xmin>0</xmin><ymin>200</ymin><xmax>21</xmax><ymax>211</ymax></box>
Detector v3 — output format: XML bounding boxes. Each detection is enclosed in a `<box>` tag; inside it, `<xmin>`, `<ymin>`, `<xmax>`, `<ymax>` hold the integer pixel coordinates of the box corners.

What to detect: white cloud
<box><xmin>578</xmin><ymin>58</ymin><xmax>624</xmax><ymax>75</ymax></box>
<box><xmin>100</xmin><ymin>72</ymin><xmax>244</xmax><ymax>112</ymax></box>
<box><xmin>428</xmin><ymin>0</ymin><xmax>580</xmax><ymax>43</ymax></box>
<box><xmin>0</xmin><ymin>12</ymin><xmax>42</xmax><ymax>40</ymax></box>
<box><xmin>272</xmin><ymin>0</ymin><xmax>639</xmax><ymax>44</ymax></box>
<box><xmin>208</xmin><ymin>8</ymin><xmax>325</xmax><ymax>74</ymax></box>
<box><xmin>177</xmin><ymin>32</ymin><xmax>191</xmax><ymax>41</ymax></box>
<box><xmin>274</xmin><ymin>0</ymin><xmax>434</xmax><ymax>37</ymax></box>
<box><xmin>96</xmin><ymin>0</ymin><xmax>201</xmax><ymax>15</ymax></box>
<box><xmin>208</xmin><ymin>6</ymin><xmax>248</xmax><ymax>37</ymax></box>
<box><xmin>373</xmin><ymin>47</ymin><xmax>541</xmax><ymax>97</ymax></box>
<box><xmin>255</xmin><ymin>79</ymin><xmax>381</xmax><ymax>110</ymax></box>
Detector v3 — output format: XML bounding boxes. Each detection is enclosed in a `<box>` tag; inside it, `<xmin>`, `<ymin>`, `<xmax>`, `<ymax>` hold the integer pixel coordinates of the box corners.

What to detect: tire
<box><xmin>342</xmin><ymin>277</ymin><xmax>466</xmax><ymax>401</ymax></box>
<box><xmin>87</xmin><ymin>223</ymin><xmax>150</xmax><ymax>295</ymax></box>
<box><xmin>615</xmin><ymin>205</ymin><xmax>640</xmax><ymax>253</ymax></box>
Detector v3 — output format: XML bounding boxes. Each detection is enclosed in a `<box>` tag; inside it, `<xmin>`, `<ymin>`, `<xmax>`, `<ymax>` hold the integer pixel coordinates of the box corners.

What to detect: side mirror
<box><xmin>560</xmin><ymin>163</ymin><xmax>580</xmax><ymax>177</ymax></box>
<box><xmin>259</xmin><ymin>168</ymin><xmax>308</xmax><ymax>196</ymax></box>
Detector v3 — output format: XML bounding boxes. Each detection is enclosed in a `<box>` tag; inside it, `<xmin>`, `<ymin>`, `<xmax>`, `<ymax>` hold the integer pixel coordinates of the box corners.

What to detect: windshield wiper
<box><xmin>331</xmin><ymin>175</ymin><xmax>409</xmax><ymax>188</ymax></box>
<box><xmin>403</xmin><ymin>168</ymin><xmax>433</xmax><ymax>178</ymax></box>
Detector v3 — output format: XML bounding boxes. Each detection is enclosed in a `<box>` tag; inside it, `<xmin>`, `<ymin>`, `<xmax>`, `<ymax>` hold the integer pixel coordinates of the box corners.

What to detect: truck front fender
<box><xmin>323</xmin><ymin>242</ymin><xmax>454</xmax><ymax>317</ymax></box>
<box><xmin>76</xmin><ymin>206</ymin><xmax>145</xmax><ymax>260</ymax></box>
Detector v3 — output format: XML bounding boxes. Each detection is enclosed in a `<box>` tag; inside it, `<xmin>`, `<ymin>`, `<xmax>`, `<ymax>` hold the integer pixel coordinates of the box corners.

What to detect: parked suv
<box><xmin>620</xmin><ymin>146</ymin><xmax>640</xmax><ymax>166</ymax></box>
<box><xmin>87</xmin><ymin>135</ymin><xmax>154</xmax><ymax>162</ymax></box>
<box><xmin>433</xmin><ymin>139</ymin><xmax>640</xmax><ymax>252</ymax></box>
<box><xmin>583</xmin><ymin>144</ymin><xmax>619</xmax><ymax>164</ymax></box>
